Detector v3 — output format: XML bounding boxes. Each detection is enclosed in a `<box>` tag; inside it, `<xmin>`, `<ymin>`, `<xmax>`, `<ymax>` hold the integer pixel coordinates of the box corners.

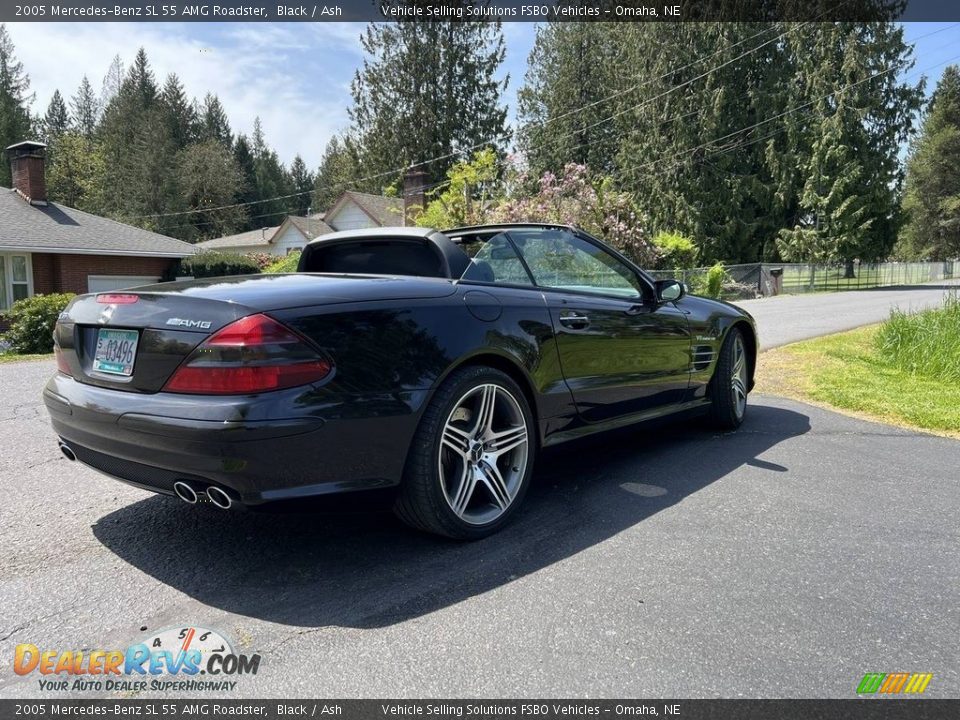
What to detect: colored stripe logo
<box><xmin>857</xmin><ymin>673</ymin><xmax>933</xmax><ymax>694</ymax></box>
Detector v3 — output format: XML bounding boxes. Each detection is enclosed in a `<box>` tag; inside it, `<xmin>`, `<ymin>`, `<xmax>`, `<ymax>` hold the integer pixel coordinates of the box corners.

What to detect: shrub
<box><xmin>245</xmin><ymin>252</ymin><xmax>276</xmax><ymax>270</ymax></box>
<box><xmin>1</xmin><ymin>293</ymin><xmax>75</xmax><ymax>354</ymax></box>
<box><xmin>690</xmin><ymin>262</ymin><xmax>727</xmax><ymax>299</ymax></box>
<box><xmin>652</xmin><ymin>231</ymin><xmax>698</xmax><ymax>270</ymax></box>
<box><xmin>172</xmin><ymin>252</ymin><xmax>261</xmax><ymax>279</ymax></box>
<box><xmin>876</xmin><ymin>292</ymin><xmax>960</xmax><ymax>382</ymax></box>
<box><xmin>264</xmin><ymin>251</ymin><xmax>301</xmax><ymax>274</ymax></box>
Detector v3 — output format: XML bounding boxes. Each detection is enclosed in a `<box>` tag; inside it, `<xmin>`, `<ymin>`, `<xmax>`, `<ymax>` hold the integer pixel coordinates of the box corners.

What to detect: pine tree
<box><xmin>899</xmin><ymin>65</ymin><xmax>960</xmax><ymax>260</ymax></box>
<box><xmin>100</xmin><ymin>55</ymin><xmax>124</xmax><ymax>107</ymax></box>
<box><xmin>71</xmin><ymin>75</ymin><xmax>99</xmax><ymax>139</ymax></box>
<box><xmin>232</xmin><ymin>133</ymin><xmax>259</xmax><ymax>230</ymax></box>
<box><xmin>312</xmin><ymin>134</ymin><xmax>361</xmax><ymax>211</ymax></box>
<box><xmin>173</xmin><ymin>140</ymin><xmax>246</xmax><ymax>241</ymax></box>
<box><xmin>517</xmin><ymin>23</ymin><xmax>626</xmax><ymax>176</ymax></box>
<box><xmin>349</xmin><ymin>16</ymin><xmax>509</xmax><ymax>186</ymax></box>
<box><xmin>289</xmin><ymin>154</ymin><xmax>314</xmax><ymax>216</ymax></box>
<box><xmin>198</xmin><ymin>93</ymin><xmax>232</xmax><ymax>147</ymax></box>
<box><xmin>250</xmin><ymin>117</ymin><xmax>292</xmax><ymax>224</ymax></box>
<box><xmin>0</xmin><ymin>23</ymin><xmax>34</xmax><ymax>187</ymax></box>
<box><xmin>46</xmin><ymin>132</ymin><xmax>106</xmax><ymax>210</ymax></box>
<box><xmin>160</xmin><ymin>74</ymin><xmax>196</xmax><ymax>150</ymax></box>
<box><xmin>43</xmin><ymin>90</ymin><xmax>70</xmax><ymax>144</ymax></box>
<box><xmin>777</xmin><ymin>23</ymin><xmax>924</xmax><ymax>268</ymax></box>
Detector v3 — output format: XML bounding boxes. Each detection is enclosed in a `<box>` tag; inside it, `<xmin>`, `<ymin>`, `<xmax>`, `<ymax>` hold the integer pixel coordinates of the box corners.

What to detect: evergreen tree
<box><xmin>250</xmin><ymin>117</ymin><xmax>292</xmax><ymax>224</ymax></box>
<box><xmin>289</xmin><ymin>154</ymin><xmax>314</xmax><ymax>216</ymax></box>
<box><xmin>42</xmin><ymin>90</ymin><xmax>70</xmax><ymax>145</ymax></box>
<box><xmin>232</xmin><ymin>133</ymin><xmax>259</xmax><ymax>229</ymax></box>
<box><xmin>899</xmin><ymin>66</ymin><xmax>960</xmax><ymax>260</ymax></box>
<box><xmin>100</xmin><ymin>55</ymin><xmax>124</xmax><ymax>107</ymax></box>
<box><xmin>312</xmin><ymin>134</ymin><xmax>361</xmax><ymax>211</ymax></box>
<box><xmin>777</xmin><ymin>23</ymin><xmax>924</xmax><ymax>268</ymax></box>
<box><xmin>349</xmin><ymin>14</ymin><xmax>509</xmax><ymax>186</ymax></box>
<box><xmin>198</xmin><ymin>93</ymin><xmax>232</xmax><ymax>147</ymax></box>
<box><xmin>0</xmin><ymin>24</ymin><xmax>34</xmax><ymax>187</ymax></box>
<box><xmin>173</xmin><ymin>139</ymin><xmax>246</xmax><ymax>241</ymax></box>
<box><xmin>71</xmin><ymin>75</ymin><xmax>99</xmax><ymax>139</ymax></box>
<box><xmin>160</xmin><ymin>73</ymin><xmax>196</xmax><ymax>150</ymax></box>
<box><xmin>518</xmin><ymin>23</ymin><xmax>626</xmax><ymax>176</ymax></box>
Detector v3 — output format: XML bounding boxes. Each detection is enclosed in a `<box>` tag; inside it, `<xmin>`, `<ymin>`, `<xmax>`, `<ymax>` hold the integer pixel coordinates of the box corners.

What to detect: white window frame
<box><xmin>0</xmin><ymin>252</ymin><xmax>34</xmax><ymax>311</ymax></box>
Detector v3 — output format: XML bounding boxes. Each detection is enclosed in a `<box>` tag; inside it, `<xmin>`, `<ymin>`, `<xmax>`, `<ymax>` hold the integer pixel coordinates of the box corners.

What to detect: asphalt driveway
<box><xmin>0</xmin><ymin>353</ymin><xmax>957</xmax><ymax>698</ymax></box>
<box><xmin>734</xmin><ymin>280</ymin><xmax>960</xmax><ymax>348</ymax></box>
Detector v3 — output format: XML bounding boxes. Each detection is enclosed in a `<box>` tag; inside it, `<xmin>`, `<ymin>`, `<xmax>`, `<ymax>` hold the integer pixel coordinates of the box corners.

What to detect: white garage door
<box><xmin>87</xmin><ymin>275</ymin><xmax>160</xmax><ymax>293</ymax></box>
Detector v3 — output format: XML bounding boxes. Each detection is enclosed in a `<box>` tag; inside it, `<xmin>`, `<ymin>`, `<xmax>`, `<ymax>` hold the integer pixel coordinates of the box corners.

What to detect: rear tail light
<box><xmin>163</xmin><ymin>314</ymin><xmax>332</xmax><ymax>395</ymax></box>
<box><xmin>54</xmin><ymin>345</ymin><xmax>72</xmax><ymax>376</ymax></box>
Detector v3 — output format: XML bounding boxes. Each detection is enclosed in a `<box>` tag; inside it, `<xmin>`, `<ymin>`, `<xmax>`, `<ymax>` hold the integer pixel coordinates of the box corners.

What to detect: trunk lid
<box><xmin>56</xmin><ymin>273</ymin><xmax>456</xmax><ymax>393</ymax></box>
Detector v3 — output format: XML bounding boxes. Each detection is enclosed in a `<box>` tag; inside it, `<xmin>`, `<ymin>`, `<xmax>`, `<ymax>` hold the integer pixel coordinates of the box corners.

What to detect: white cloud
<box><xmin>3</xmin><ymin>21</ymin><xmax>366</xmax><ymax>168</ymax></box>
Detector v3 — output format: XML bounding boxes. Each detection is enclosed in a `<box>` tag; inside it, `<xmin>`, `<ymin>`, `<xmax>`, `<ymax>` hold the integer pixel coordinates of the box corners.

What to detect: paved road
<box><xmin>0</xmin><ymin>358</ymin><xmax>957</xmax><ymax>698</ymax></box>
<box><xmin>734</xmin><ymin>280</ymin><xmax>960</xmax><ymax>349</ymax></box>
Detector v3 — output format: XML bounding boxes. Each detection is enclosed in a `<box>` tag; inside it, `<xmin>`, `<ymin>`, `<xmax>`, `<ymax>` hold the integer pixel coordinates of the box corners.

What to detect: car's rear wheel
<box><xmin>707</xmin><ymin>327</ymin><xmax>749</xmax><ymax>430</ymax></box>
<box><xmin>394</xmin><ymin>366</ymin><xmax>535</xmax><ymax>539</ymax></box>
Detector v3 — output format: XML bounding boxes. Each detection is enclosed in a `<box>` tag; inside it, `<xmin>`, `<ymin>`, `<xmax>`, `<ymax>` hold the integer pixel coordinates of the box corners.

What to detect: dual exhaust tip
<box><xmin>58</xmin><ymin>441</ymin><xmax>235</xmax><ymax>510</ymax></box>
<box><xmin>173</xmin><ymin>481</ymin><xmax>235</xmax><ymax>510</ymax></box>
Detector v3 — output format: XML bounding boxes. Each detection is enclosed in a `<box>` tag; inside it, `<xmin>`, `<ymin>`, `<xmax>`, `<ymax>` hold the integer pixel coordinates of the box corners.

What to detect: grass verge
<box><xmin>756</xmin><ymin>324</ymin><xmax>960</xmax><ymax>439</ymax></box>
<box><xmin>0</xmin><ymin>352</ymin><xmax>53</xmax><ymax>364</ymax></box>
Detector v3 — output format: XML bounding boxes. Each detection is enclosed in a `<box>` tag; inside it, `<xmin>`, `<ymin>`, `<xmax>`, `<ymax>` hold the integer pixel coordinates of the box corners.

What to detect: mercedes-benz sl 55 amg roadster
<box><xmin>44</xmin><ymin>223</ymin><xmax>757</xmax><ymax>539</ymax></box>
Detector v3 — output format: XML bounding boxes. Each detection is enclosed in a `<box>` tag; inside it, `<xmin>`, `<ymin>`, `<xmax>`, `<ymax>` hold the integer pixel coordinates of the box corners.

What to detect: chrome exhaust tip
<box><xmin>206</xmin><ymin>486</ymin><xmax>233</xmax><ymax>510</ymax></box>
<box><xmin>173</xmin><ymin>481</ymin><xmax>199</xmax><ymax>505</ymax></box>
<box><xmin>59</xmin><ymin>442</ymin><xmax>76</xmax><ymax>462</ymax></box>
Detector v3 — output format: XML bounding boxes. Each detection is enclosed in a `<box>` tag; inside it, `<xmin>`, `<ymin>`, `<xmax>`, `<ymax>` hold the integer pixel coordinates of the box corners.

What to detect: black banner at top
<box><xmin>3</xmin><ymin>0</ymin><xmax>960</xmax><ymax>23</ymax></box>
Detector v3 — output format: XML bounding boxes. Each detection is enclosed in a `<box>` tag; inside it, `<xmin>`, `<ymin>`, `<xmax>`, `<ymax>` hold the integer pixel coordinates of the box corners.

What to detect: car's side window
<box><xmin>459</xmin><ymin>232</ymin><xmax>535</xmax><ymax>286</ymax></box>
<box><xmin>511</xmin><ymin>230</ymin><xmax>645</xmax><ymax>300</ymax></box>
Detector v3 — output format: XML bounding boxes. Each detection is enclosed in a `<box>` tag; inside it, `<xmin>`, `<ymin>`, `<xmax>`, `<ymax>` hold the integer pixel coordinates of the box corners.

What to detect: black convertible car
<box><xmin>44</xmin><ymin>223</ymin><xmax>756</xmax><ymax>539</ymax></box>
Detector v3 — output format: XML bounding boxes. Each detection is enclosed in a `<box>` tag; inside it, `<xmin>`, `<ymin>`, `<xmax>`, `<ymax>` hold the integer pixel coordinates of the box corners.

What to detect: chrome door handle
<box><xmin>559</xmin><ymin>313</ymin><xmax>590</xmax><ymax>329</ymax></box>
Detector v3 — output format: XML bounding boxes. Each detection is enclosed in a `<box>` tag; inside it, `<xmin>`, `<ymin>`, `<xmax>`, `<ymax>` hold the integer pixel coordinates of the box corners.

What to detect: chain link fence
<box><xmin>647</xmin><ymin>261</ymin><xmax>959</xmax><ymax>300</ymax></box>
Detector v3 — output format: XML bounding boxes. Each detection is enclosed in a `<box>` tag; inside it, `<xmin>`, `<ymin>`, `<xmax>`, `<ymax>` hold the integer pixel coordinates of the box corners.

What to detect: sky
<box><xmin>4</xmin><ymin>21</ymin><xmax>960</xmax><ymax>170</ymax></box>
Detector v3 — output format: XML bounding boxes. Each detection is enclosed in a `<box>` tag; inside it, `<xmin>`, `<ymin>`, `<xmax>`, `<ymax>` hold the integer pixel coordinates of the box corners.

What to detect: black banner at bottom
<box><xmin>0</xmin><ymin>700</ymin><xmax>957</xmax><ymax>720</ymax></box>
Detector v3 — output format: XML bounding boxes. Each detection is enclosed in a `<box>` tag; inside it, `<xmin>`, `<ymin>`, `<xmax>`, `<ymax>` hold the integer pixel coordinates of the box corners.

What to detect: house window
<box><xmin>0</xmin><ymin>253</ymin><xmax>33</xmax><ymax>311</ymax></box>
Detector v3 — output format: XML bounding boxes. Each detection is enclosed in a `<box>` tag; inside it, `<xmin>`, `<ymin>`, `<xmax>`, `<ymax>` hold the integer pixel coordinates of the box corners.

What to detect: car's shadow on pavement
<box><xmin>92</xmin><ymin>403</ymin><xmax>810</xmax><ymax>629</ymax></box>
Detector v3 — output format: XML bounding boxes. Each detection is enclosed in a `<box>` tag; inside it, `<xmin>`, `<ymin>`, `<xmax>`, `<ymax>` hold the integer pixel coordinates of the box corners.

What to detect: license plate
<box><xmin>93</xmin><ymin>329</ymin><xmax>139</xmax><ymax>376</ymax></box>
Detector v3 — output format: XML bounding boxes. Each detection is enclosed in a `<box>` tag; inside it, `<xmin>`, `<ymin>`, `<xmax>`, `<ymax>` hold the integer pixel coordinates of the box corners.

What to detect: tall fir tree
<box><xmin>232</xmin><ymin>133</ymin><xmax>260</xmax><ymax>230</ymax></box>
<box><xmin>42</xmin><ymin>90</ymin><xmax>70</xmax><ymax>144</ymax></box>
<box><xmin>312</xmin><ymin>134</ymin><xmax>361</xmax><ymax>211</ymax></box>
<box><xmin>899</xmin><ymin>65</ymin><xmax>960</xmax><ymax>260</ymax></box>
<box><xmin>198</xmin><ymin>93</ymin><xmax>232</xmax><ymax>147</ymax></box>
<box><xmin>289</xmin><ymin>154</ymin><xmax>314</xmax><ymax>216</ymax></box>
<box><xmin>100</xmin><ymin>54</ymin><xmax>124</xmax><ymax>107</ymax></box>
<box><xmin>517</xmin><ymin>23</ymin><xmax>627</xmax><ymax>176</ymax></box>
<box><xmin>0</xmin><ymin>24</ymin><xmax>34</xmax><ymax>187</ymax></box>
<box><xmin>70</xmin><ymin>75</ymin><xmax>99</xmax><ymax>139</ymax></box>
<box><xmin>349</xmin><ymin>15</ymin><xmax>509</xmax><ymax>186</ymax></box>
<box><xmin>160</xmin><ymin>73</ymin><xmax>196</xmax><ymax>150</ymax></box>
<box><xmin>250</xmin><ymin>117</ymin><xmax>292</xmax><ymax>224</ymax></box>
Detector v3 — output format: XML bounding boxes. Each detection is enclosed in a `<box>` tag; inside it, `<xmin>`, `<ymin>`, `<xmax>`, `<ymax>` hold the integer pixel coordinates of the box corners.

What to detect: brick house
<box><xmin>1</xmin><ymin>141</ymin><xmax>196</xmax><ymax>316</ymax></box>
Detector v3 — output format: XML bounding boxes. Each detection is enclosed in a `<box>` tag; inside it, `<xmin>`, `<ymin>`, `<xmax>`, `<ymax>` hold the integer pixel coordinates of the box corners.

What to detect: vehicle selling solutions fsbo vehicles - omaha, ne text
<box><xmin>44</xmin><ymin>224</ymin><xmax>757</xmax><ymax>539</ymax></box>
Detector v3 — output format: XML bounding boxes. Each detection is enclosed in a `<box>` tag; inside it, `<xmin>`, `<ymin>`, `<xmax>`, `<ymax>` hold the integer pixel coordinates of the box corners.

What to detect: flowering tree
<box><xmin>493</xmin><ymin>163</ymin><xmax>657</xmax><ymax>267</ymax></box>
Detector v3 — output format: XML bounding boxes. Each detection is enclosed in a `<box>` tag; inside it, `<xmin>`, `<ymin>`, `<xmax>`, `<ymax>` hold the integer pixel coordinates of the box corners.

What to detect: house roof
<box><xmin>0</xmin><ymin>188</ymin><xmax>196</xmax><ymax>257</ymax></box>
<box><xmin>285</xmin><ymin>215</ymin><xmax>334</xmax><ymax>240</ymax></box>
<box><xmin>194</xmin><ymin>226</ymin><xmax>279</xmax><ymax>250</ymax></box>
<box><xmin>328</xmin><ymin>191</ymin><xmax>404</xmax><ymax>227</ymax></box>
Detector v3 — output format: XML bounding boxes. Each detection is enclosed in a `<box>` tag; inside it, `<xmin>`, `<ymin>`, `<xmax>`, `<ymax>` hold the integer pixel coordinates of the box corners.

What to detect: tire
<box><xmin>707</xmin><ymin>326</ymin><xmax>749</xmax><ymax>430</ymax></box>
<box><xmin>394</xmin><ymin>366</ymin><xmax>536</xmax><ymax>540</ymax></box>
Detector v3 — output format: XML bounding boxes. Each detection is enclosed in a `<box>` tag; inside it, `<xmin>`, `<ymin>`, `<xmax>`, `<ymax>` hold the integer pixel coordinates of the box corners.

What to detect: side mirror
<box><xmin>656</xmin><ymin>279</ymin><xmax>686</xmax><ymax>303</ymax></box>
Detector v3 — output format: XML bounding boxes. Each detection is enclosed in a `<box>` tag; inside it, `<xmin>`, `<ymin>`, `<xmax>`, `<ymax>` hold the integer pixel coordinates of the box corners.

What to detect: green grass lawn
<box><xmin>757</xmin><ymin>298</ymin><xmax>960</xmax><ymax>437</ymax></box>
<box><xmin>0</xmin><ymin>352</ymin><xmax>53</xmax><ymax>364</ymax></box>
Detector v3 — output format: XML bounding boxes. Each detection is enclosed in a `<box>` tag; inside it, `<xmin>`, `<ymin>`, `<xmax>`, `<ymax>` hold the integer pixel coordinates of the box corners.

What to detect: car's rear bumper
<box><xmin>43</xmin><ymin>372</ymin><xmax>428</xmax><ymax>505</ymax></box>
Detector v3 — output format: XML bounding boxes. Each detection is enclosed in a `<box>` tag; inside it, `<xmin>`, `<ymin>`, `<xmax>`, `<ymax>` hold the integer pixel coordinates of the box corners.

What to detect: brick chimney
<box><xmin>402</xmin><ymin>167</ymin><xmax>428</xmax><ymax>226</ymax></box>
<box><xmin>6</xmin><ymin>141</ymin><xmax>47</xmax><ymax>205</ymax></box>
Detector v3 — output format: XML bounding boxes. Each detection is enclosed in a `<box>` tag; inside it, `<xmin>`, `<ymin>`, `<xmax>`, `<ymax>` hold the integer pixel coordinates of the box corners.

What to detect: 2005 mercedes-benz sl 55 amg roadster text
<box><xmin>44</xmin><ymin>224</ymin><xmax>757</xmax><ymax>538</ymax></box>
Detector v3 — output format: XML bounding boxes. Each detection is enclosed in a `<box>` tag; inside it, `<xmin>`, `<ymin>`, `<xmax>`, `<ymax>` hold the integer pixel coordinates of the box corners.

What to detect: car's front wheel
<box><xmin>707</xmin><ymin>326</ymin><xmax>749</xmax><ymax>430</ymax></box>
<box><xmin>395</xmin><ymin>366</ymin><xmax>535</xmax><ymax>539</ymax></box>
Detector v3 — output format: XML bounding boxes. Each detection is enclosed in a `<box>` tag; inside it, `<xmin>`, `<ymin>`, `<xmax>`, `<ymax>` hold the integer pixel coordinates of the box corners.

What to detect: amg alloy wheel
<box><xmin>395</xmin><ymin>367</ymin><xmax>535</xmax><ymax>539</ymax></box>
<box><xmin>707</xmin><ymin>327</ymin><xmax>749</xmax><ymax>430</ymax></box>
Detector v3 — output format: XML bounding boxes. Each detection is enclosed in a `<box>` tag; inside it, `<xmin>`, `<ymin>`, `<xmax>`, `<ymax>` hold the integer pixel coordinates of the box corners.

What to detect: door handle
<box><xmin>559</xmin><ymin>312</ymin><xmax>590</xmax><ymax>329</ymax></box>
